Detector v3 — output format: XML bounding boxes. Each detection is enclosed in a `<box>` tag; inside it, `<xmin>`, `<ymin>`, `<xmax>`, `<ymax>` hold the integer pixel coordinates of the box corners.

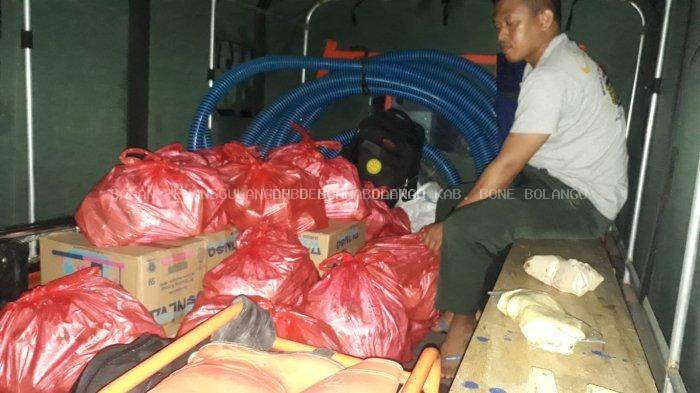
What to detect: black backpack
<box><xmin>344</xmin><ymin>109</ymin><xmax>425</xmax><ymax>205</ymax></box>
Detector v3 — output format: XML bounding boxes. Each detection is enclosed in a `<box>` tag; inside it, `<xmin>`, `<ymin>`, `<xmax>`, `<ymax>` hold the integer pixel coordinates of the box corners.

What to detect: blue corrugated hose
<box><xmin>259</xmin><ymin>66</ymin><xmax>499</xmax><ymax>164</ymax></box>
<box><xmin>187</xmin><ymin>51</ymin><xmax>500</xmax><ymax>186</ymax></box>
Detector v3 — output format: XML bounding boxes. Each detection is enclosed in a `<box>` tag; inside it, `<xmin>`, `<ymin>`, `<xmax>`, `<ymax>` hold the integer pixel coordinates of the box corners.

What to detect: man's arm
<box><xmin>422</xmin><ymin>68</ymin><xmax>566</xmax><ymax>253</ymax></box>
<box><xmin>457</xmin><ymin>132</ymin><xmax>550</xmax><ymax>208</ymax></box>
<box><xmin>421</xmin><ymin>132</ymin><xmax>549</xmax><ymax>253</ymax></box>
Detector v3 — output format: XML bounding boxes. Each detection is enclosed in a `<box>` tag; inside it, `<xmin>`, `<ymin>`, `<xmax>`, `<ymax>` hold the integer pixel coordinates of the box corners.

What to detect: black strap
<box><xmin>565</xmin><ymin>0</ymin><xmax>581</xmax><ymax>32</ymax></box>
<box><xmin>348</xmin><ymin>45</ymin><xmax>371</xmax><ymax>94</ymax></box>
<box><xmin>360</xmin><ymin>51</ymin><xmax>370</xmax><ymax>95</ymax></box>
<box><xmin>639</xmin><ymin>147</ymin><xmax>679</xmax><ymax>299</ymax></box>
<box><xmin>442</xmin><ymin>0</ymin><xmax>451</xmax><ymax>26</ymax></box>
<box><xmin>351</xmin><ymin>0</ymin><xmax>365</xmax><ymax>26</ymax></box>
<box><xmin>215</xmin><ymin>40</ymin><xmax>222</xmax><ymax>69</ymax></box>
<box><xmin>21</xmin><ymin>30</ymin><xmax>33</xmax><ymax>49</ymax></box>
<box><xmin>650</xmin><ymin>77</ymin><xmax>663</xmax><ymax>94</ymax></box>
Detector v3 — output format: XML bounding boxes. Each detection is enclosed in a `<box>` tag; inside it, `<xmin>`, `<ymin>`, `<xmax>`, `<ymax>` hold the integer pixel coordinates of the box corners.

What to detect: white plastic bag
<box><xmin>524</xmin><ymin>255</ymin><xmax>604</xmax><ymax>296</ymax></box>
<box><xmin>396</xmin><ymin>182</ymin><xmax>442</xmax><ymax>233</ymax></box>
<box><xmin>496</xmin><ymin>289</ymin><xmax>590</xmax><ymax>355</ymax></box>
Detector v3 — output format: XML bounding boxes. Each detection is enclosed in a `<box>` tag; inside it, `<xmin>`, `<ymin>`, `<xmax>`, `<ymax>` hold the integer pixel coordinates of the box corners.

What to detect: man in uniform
<box><xmin>422</xmin><ymin>0</ymin><xmax>628</xmax><ymax>376</ymax></box>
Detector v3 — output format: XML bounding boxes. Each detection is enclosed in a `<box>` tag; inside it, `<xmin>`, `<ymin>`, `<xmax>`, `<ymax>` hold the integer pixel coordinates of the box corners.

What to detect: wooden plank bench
<box><xmin>449</xmin><ymin>239</ymin><xmax>657</xmax><ymax>393</ymax></box>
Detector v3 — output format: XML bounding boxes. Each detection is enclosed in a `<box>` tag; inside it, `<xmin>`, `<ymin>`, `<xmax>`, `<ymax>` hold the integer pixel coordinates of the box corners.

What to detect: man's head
<box><xmin>492</xmin><ymin>0</ymin><xmax>561</xmax><ymax>65</ymax></box>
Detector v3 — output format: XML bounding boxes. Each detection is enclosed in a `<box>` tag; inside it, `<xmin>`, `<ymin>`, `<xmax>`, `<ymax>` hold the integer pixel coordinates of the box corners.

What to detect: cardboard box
<box><xmin>196</xmin><ymin>226</ymin><xmax>240</xmax><ymax>271</ymax></box>
<box><xmin>162</xmin><ymin>315</ymin><xmax>183</xmax><ymax>338</ymax></box>
<box><xmin>40</xmin><ymin>231</ymin><xmax>206</xmax><ymax>326</ymax></box>
<box><xmin>299</xmin><ymin>219</ymin><xmax>366</xmax><ymax>269</ymax></box>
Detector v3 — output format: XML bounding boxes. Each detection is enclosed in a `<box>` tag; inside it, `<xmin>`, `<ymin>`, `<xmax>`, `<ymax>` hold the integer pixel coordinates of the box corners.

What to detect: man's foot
<box><xmin>431</xmin><ymin>311</ymin><xmax>455</xmax><ymax>333</ymax></box>
<box><xmin>439</xmin><ymin>314</ymin><xmax>476</xmax><ymax>379</ymax></box>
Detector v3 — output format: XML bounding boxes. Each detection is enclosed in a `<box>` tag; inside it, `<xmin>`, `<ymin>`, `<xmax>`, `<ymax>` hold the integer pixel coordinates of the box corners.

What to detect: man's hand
<box><xmin>421</xmin><ymin>222</ymin><xmax>444</xmax><ymax>254</ymax></box>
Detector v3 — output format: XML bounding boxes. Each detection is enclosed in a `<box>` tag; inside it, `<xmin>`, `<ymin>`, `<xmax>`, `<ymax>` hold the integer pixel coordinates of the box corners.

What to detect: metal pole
<box><xmin>624</xmin><ymin>0</ymin><xmax>673</xmax><ymax>285</ymax></box>
<box><xmin>23</xmin><ymin>0</ymin><xmax>35</xmax><ymax>225</ymax></box>
<box><xmin>207</xmin><ymin>0</ymin><xmax>217</xmax><ymax>131</ymax></box>
<box><xmin>301</xmin><ymin>0</ymin><xmax>341</xmax><ymax>83</ymax></box>
<box><xmin>662</xmin><ymin>156</ymin><xmax>700</xmax><ymax>393</ymax></box>
<box><xmin>625</xmin><ymin>2</ymin><xmax>646</xmax><ymax>138</ymax></box>
<box><xmin>22</xmin><ymin>0</ymin><xmax>39</xmax><ymax>260</ymax></box>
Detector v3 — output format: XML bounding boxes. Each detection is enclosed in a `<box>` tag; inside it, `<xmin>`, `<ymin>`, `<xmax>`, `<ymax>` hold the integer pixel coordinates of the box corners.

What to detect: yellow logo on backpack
<box><xmin>366</xmin><ymin>158</ymin><xmax>382</xmax><ymax>175</ymax></box>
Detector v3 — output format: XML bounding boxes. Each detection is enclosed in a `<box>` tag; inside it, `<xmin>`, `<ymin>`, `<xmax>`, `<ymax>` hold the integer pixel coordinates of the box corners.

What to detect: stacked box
<box><xmin>40</xmin><ymin>231</ymin><xmax>206</xmax><ymax>325</ymax></box>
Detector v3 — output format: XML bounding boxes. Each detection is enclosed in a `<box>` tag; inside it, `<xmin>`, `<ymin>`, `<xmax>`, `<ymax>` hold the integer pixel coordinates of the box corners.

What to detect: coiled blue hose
<box><xmin>187</xmin><ymin>51</ymin><xmax>500</xmax><ymax>186</ymax></box>
<box><xmin>255</xmin><ymin>65</ymin><xmax>500</xmax><ymax>157</ymax></box>
<box><xmin>328</xmin><ymin>128</ymin><xmax>360</xmax><ymax>146</ymax></box>
<box><xmin>254</xmin><ymin>63</ymin><xmax>498</xmax><ymax>147</ymax></box>
<box><xmin>254</xmin><ymin>72</ymin><xmax>498</xmax><ymax>173</ymax></box>
<box><xmin>374</xmin><ymin>50</ymin><xmax>496</xmax><ymax>95</ymax></box>
<box><xmin>421</xmin><ymin>144</ymin><xmax>462</xmax><ymax>187</ymax></box>
<box><xmin>250</xmin><ymin>60</ymin><xmax>496</xmax><ymax>140</ymax></box>
<box><xmin>189</xmin><ymin>52</ymin><xmax>496</xmax><ymax>149</ymax></box>
<box><xmin>263</xmin><ymin>78</ymin><xmax>493</xmax><ymax>166</ymax></box>
<box><xmin>249</xmin><ymin>63</ymin><xmax>497</xmax><ymax>150</ymax></box>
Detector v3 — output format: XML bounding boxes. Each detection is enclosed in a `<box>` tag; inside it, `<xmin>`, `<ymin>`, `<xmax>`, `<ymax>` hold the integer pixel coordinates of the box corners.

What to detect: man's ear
<box><xmin>538</xmin><ymin>9</ymin><xmax>555</xmax><ymax>31</ymax></box>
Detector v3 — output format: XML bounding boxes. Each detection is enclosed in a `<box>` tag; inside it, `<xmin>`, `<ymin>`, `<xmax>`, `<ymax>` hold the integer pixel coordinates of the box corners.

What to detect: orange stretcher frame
<box><xmin>98</xmin><ymin>302</ymin><xmax>441</xmax><ymax>393</ymax></box>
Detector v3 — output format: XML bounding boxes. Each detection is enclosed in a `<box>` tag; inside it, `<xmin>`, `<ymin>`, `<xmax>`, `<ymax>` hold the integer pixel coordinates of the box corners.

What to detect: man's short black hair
<box><xmin>494</xmin><ymin>0</ymin><xmax>562</xmax><ymax>25</ymax></box>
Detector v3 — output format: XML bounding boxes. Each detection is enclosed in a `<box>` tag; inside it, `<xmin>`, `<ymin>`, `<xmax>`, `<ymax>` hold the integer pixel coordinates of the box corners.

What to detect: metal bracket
<box><xmin>20</xmin><ymin>29</ymin><xmax>32</xmax><ymax>49</ymax></box>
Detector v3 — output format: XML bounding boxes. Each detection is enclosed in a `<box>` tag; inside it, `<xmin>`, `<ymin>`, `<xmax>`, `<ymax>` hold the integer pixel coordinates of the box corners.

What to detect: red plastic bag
<box><xmin>0</xmin><ymin>267</ymin><xmax>164</xmax><ymax>393</ymax></box>
<box><xmin>76</xmin><ymin>145</ymin><xmax>229</xmax><ymax>246</ymax></box>
<box><xmin>269</xmin><ymin>126</ymin><xmax>367</xmax><ymax>221</ymax></box>
<box><xmin>154</xmin><ymin>143</ymin><xmax>211</xmax><ymax>166</ymax></box>
<box><xmin>302</xmin><ymin>252</ymin><xmax>411</xmax><ymax>361</ymax></box>
<box><xmin>362</xmin><ymin>182</ymin><xmax>411</xmax><ymax>241</ymax></box>
<box><xmin>312</xmin><ymin>157</ymin><xmax>368</xmax><ymax>220</ymax></box>
<box><xmin>360</xmin><ymin>232</ymin><xmax>440</xmax><ymax>346</ymax></box>
<box><xmin>217</xmin><ymin>160</ymin><xmax>328</xmax><ymax>233</ymax></box>
<box><xmin>155</xmin><ymin>143</ymin><xmax>232</xmax><ymax>233</ymax></box>
<box><xmin>267</xmin><ymin>124</ymin><xmax>336</xmax><ymax>173</ymax></box>
<box><xmin>195</xmin><ymin>142</ymin><xmax>261</xmax><ymax>168</ymax></box>
<box><xmin>202</xmin><ymin>224</ymin><xmax>318</xmax><ymax>305</ymax></box>
<box><xmin>268</xmin><ymin>304</ymin><xmax>343</xmax><ymax>351</ymax></box>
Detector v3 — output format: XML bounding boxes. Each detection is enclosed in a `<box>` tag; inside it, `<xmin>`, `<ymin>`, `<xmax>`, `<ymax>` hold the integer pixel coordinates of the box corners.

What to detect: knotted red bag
<box><xmin>360</xmin><ymin>232</ymin><xmax>440</xmax><ymax>347</ymax></box>
<box><xmin>76</xmin><ymin>144</ymin><xmax>229</xmax><ymax>246</ymax></box>
<box><xmin>0</xmin><ymin>268</ymin><xmax>163</xmax><ymax>393</ymax></box>
<box><xmin>268</xmin><ymin>125</ymin><xmax>367</xmax><ymax>220</ymax></box>
<box><xmin>302</xmin><ymin>252</ymin><xmax>411</xmax><ymax>361</ymax></box>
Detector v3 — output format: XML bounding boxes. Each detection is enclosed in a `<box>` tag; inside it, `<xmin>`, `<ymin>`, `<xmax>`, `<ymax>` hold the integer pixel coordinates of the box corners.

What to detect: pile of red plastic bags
<box><xmin>0</xmin><ymin>133</ymin><xmax>436</xmax><ymax>392</ymax></box>
<box><xmin>76</xmin><ymin>132</ymin><xmax>409</xmax><ymax>246</ymax></box>
<box><xmin>178</xmin><ymin>225</ymin><xmax>438</xmax><ymax>362</ymax></box>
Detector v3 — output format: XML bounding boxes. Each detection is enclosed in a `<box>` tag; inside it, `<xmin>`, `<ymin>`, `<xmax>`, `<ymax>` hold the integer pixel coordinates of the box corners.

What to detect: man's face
<box><xmin>493</xmin><ymin>0</ymin><xmax>545</xmax><ymax>62</ymax></box>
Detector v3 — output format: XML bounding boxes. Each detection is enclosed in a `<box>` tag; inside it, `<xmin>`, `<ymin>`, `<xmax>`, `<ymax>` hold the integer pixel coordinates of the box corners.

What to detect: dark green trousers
<box><xmin>435</xmin><ymin>166</ymin><xmax>611</xmax><ymax>315</ymax></box>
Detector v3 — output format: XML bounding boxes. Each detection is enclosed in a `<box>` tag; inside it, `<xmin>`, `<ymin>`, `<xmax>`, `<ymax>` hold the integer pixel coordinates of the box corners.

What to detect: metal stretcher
<box><xmin>98</xmin><ymin>302</ymin><xmax>441</xmax><ymax>393</ymax></box>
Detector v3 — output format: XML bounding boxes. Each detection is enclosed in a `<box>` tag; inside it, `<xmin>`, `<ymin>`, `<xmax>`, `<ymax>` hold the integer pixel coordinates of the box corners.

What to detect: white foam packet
<box><xmin>524</xmin><ymin>255</ymin><xmax>604</xmax><ymax>296</ymax></box>
<box><xmin>495</xmin><ymin>289</ymin><xmax>603</xmax><ymax>354</ymax></box>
